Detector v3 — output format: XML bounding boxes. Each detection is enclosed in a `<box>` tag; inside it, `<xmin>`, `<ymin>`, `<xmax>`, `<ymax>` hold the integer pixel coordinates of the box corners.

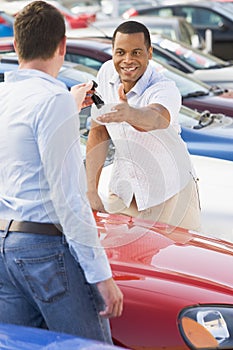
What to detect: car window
<box><xmin>151</xmin><ymin>8</ymin><xmax>173</xmax><ymax>16</ymax></box>
<box><xmin>65</xmin><ymin>53</ymin><xmax>103</xmax><ymax>71</ymax></box>
<box><xmin>175</xmin><ymin>6</ymin><xmax>225</xmax><ymax>27</ymax></box>
<box><xmin>149</xmin><ymin>25</ymin><xmax>178</xmax><ymax>41</ymax></box>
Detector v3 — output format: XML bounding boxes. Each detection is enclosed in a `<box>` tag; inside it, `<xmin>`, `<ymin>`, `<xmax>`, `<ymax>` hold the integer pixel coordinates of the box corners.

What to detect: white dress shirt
<box><xmin>95</xmin><ymin>60</ymin><xmax>195</xmax><ymax>210</ymax></box>
<box><xmin>0</xmin><ymin>69</ymin><xmax>111</xmax><ymax>283</ymax></box>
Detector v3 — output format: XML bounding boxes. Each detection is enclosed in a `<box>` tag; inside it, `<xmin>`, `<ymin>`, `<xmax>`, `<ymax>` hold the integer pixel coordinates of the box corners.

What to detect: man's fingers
<box><xmin>99</xmin><ymin>299</ymin><xmax>123</xmax><ymax>318</ymax></box>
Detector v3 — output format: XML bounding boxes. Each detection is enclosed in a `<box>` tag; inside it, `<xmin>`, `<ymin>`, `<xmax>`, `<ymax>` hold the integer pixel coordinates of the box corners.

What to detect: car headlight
<box><xmin>178</xmin><ymin>305</ymin><xmax>233</xmax><ymax>349</ymax></box>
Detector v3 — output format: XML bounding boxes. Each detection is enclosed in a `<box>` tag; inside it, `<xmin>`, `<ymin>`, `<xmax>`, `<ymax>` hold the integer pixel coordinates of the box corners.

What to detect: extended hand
<box><xmin>87</xmin><ymin>191</ymin><xmax>106</xmax><ymax>212</ymax></box>
<box><xmin>71</xmin><ymin>81</ymin><xmax>94</xmax><ymax>112</ymax></box>
<box><xmin>96</xmin><ymin>83</ymin><xmax>134</xmax><ymax>124</ymax></box>
<box><xmin>97</xmin><ymin>277</ymin><xmax>123</xmax><ymax>318</ymax></box>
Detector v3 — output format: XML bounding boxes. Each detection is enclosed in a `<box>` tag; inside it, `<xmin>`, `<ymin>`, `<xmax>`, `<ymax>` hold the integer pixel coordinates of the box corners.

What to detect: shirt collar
<box><xmin>109</xmin><ymin>61</ymin><xmax>155</xmax><ymax>97</ymax></box>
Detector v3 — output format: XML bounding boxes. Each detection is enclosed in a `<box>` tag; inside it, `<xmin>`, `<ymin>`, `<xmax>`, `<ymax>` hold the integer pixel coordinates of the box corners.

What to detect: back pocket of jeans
<box><xmin>14</xmin><ymin>253</ymin><xmax>68</xmax><ymax>302</ymax></box>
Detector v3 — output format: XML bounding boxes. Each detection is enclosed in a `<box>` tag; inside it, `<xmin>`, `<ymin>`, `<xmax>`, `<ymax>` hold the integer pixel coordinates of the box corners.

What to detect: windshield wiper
<box><xmin>183</xmin><ymin>90</ymin><xmax>209</xmax><ymax>98</ymax></box>
<box><xmin>209</xmin><ymin>85</ymin><xmax>225</xmax><ymax>96</ymax></box>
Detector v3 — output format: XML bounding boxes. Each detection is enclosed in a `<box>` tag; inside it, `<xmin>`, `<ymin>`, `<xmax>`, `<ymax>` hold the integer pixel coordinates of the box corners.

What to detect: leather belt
<box><xmin>0</xmin><ymin>220</ymin><xmax>62</xmax><ymax>236</ymax></box>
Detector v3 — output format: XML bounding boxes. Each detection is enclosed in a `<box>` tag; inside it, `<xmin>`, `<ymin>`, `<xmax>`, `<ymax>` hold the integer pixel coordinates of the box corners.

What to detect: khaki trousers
<box><xmin>106</xmin><ymin>179</ymin><xmax>202</xmax><ymax>232</ymax></box>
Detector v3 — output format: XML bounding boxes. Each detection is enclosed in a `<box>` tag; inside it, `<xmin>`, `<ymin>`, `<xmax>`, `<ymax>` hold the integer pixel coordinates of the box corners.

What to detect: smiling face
<box><xmin>112</xmin><ymin>31</ymin><xmax>153</xmax><ymax>93</ymax></box>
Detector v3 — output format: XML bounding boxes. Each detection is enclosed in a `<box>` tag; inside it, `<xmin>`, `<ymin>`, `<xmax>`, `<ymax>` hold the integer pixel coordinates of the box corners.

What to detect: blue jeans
<box><xmin>0</xmin><ymin>229</ymin><xmax>112</xmax><ymax>343</ymax></box>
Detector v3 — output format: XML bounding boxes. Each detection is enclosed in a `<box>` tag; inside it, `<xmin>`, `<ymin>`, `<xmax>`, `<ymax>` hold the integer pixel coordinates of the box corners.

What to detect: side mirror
<box><xmin>218</xmin><ymin>21</ymin><xmax>229</xmax><ymax>31</ymax></box>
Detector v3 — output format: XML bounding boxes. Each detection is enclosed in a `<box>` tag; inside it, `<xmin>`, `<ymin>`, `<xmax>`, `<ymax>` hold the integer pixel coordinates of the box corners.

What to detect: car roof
<box><xmin>132</xmin><ymin>0</ymin><xmax>233</xmax><ymax>18</ymax></box>
<box><xmin>67</xmin><ymin>14</ymin><xmax>194</xmax><ymax>39</ymax></box>
<box><xmin>66</xmin><ymin>37</ymin><xmax>112</xmax><ymax>50</ymax></box>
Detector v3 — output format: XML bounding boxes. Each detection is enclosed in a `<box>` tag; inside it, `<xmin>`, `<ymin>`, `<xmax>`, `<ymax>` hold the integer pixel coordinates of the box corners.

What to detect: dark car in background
<box><xmin>122</xmin><ymin>0</ymin><xmax>233</xmax><ymax>60</ymax></box>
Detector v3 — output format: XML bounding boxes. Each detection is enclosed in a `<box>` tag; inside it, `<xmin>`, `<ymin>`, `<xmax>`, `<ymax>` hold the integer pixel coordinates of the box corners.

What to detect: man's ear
<box><xmin>148</xmin><ymin>46</ymin><xmax>153</xmax><ymax>60</ymax></box>
<box><xmin>59</xmin><ymin>36</ymin><xmax>66</xmax><ymax>56</ymax></box>
<box><xmin>13</xmin><ymin>39</ymin><xmax>18</xmax><ymax>54</ymax></box>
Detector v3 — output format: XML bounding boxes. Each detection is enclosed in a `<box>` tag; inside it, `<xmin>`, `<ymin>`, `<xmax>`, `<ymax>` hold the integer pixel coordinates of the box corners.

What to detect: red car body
<box><xmin>94</xmin><ymin>212</ymin><xmax>233</xmax><ymax>349</ymax></box>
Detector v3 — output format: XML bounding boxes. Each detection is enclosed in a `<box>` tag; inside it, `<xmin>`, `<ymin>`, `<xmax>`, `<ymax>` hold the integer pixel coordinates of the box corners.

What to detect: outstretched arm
<box><xmin>95</xmin><ymin>84</ymin><xmax>171</xmax><ymax>132</ymax></box>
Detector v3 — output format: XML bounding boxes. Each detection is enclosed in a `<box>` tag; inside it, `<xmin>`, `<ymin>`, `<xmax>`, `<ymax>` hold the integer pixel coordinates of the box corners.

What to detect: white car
<box><xmin>98</xmin><ymin>155</ymin><xmax>233</xmax><ymax>243</ymax></box>
<box><xmin>151</xmin><ymin>34</ymin><xmax>233</xmax><ymax>91</ymax></box>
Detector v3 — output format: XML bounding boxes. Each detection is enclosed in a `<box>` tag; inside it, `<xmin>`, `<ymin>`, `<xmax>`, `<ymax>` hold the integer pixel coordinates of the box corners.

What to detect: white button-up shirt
<box><xmin>95</xmin><ymin>60</ymin><xmax>195</xmax><ymax>210</ymax></box>
<box><xmin>0</xmin><ymin>69</ymin><xmax>111</xmax><ymax>283</ymax></box>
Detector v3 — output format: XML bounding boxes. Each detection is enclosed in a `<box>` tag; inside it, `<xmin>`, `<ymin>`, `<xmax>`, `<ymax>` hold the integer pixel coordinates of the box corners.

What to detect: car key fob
<box><xmin>91</xmin><ymin>80</ymin><xmax>105</xmax><ymax>109</ymax></box>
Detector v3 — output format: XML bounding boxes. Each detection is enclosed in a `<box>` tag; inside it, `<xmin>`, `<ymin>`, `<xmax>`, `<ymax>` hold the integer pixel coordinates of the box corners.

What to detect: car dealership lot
<box><xmin>64</xmin><ymin>37</ymin><xmax>233</xmax><ymax>119</ymax></box>
<box><xmin>122</xmin><ymin>0</ymin><xmax>233</xmax><ymax>60</ymax></box>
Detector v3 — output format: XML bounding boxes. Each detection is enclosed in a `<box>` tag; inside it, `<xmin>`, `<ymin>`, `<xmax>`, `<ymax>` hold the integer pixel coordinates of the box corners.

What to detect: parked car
<box><xmin>67</xmin><ymin>15</ymin><xmax>203</xmax><ymax>49</ymax></box>
<box><xmin>100</xmin><ymin>0</ymin><xmax>158</xmax><ymax>17</ymax></box>
<box><xmin>98</xmin><ymin>209</ymin><xmax>233</xmax><ymax>349</ymax></box>
<box><xmin>75</xmin><ymin>127</ymin><xmax>233</xmax><ymax>347</ymax></box>
<box><xmin>0</xmin><ymin>0</ymin><xmax>96</xmax><ymax>29</ymax></box>
<box><xmin>0</xmin><ymin>323</ymin><xmax>124</xmax><ymax>350</ymax></box>
<box><xmin>70</xmin><ymin>0</ymin><xmax>101</xmax><ymax>15</ymax></box>
<box><xmin>122</xmin><ymin>0</ymin><xmax>233</xmax><ymax>60</ymax></box>
<box><xmin>0</xmin><ymin>11</ymin><xmax>14</xmax><ymax>37</ymax></box>
<box><xmin>152</xmin><ymin>59</ymin><xmax>233</xmax><ymax>118</ymax></box>
<box><xmin>151</xmin><ymin>34</ymin><xmax>233</xmax><ymax>90</ymax></box>
<box><xmin>179</xmin><ymin>106</ymin><xmax>233</xmax><ymax>161</ymax></box>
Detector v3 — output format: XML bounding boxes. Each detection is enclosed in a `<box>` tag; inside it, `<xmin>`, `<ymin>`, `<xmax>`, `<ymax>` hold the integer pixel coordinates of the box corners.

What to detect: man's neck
<box><xmin>19</xmin><ymin>58</ymin><xmax>60</xmax><ymax>78</ymax></box>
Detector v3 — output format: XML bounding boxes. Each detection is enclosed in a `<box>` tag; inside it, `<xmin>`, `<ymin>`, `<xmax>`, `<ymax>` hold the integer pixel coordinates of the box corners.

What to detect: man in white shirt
<box><xmin>86</xmin><ymin>20</ymin><xmax>201</xmax><ymax>231</ymax></box>
<box><xmin>0</xmin><ymin>0</ymin><xmax>122</xmax><ymax>341</ymax></box>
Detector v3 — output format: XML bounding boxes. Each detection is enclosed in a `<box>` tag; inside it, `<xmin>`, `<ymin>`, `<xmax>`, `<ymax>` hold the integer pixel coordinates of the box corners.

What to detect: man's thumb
<box><xmin>118</xmin><ymin>83</ymin><xmax>127</xmax><ymax>102</ymax></box>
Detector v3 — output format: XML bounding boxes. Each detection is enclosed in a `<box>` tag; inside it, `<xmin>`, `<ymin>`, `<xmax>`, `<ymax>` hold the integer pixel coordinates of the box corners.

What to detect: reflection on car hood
<box><xmin>95</xmin><ymin>211</ymin><xmax>233</xmax><ymax>294</ymax></box>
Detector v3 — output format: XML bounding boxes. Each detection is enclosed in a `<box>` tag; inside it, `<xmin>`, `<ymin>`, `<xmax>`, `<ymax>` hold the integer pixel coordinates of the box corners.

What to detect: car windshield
<box><xmin>151</xmin><ymin>59</ymin><xmax>210</xmax><ymax>97</ymax></box>
<box><xmin>151</xmin><ymin>35</ymin><xmax>229</xmax><ymax>69</ymax></box>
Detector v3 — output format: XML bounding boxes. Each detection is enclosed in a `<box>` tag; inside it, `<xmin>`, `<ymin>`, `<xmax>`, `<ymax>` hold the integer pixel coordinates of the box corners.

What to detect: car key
<box><xmin>91</xmin><ymin>80</ymin><xmax>105</xmax><ymax>109</ymax></box>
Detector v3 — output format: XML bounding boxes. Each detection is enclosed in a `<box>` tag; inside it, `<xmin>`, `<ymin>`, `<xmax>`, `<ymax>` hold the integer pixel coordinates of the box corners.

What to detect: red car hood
<box><xmin>95</xmin><ymin>212</ymin><xmax>233</xmax><ymax>294</ymax></box>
